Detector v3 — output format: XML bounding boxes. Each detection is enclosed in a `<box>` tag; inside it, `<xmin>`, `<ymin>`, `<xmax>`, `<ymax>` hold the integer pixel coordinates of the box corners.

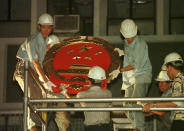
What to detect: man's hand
<box><xmin>114</xmin><ymin>48</ymin><xmax>125</xmax><ymax>56</ymax></box>
<box><xmin>142</xmin><ymin>103</ymin><xmax>154</xmax><ymax>113</ymax></box>
<box><xmin>43</xmin><ymin>81</ymin><xmax>56</xmax><ymax>92</ymax></box>
<box><xmin>109</xmin><ymin>69</ymin><xmax>120</xmax><ymax>80</ymax></box>
<box><xmin>144</xmin><ymin>112</ymin><xmax>154</xmax><ymax>116</ymax></box>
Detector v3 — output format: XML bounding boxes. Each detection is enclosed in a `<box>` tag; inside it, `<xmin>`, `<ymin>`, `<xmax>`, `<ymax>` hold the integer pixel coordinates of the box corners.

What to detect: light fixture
<box><xmin>134</xmin><ymin>0</ymin><xmax>152</xmax><ymax>4</ymax></box>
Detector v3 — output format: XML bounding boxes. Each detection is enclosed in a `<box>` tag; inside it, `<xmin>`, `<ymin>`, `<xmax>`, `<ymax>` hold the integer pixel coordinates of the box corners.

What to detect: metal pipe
<box><xmin>35</xmin><ymin>107</ymin><xmax>184</xmax><ymax>112</ymax></box>
<box><xmin>43</xmin><ymin>125</ymin><xmax>46</xmax><ymax>131</ymax></box>
<box><xmin>153</xmin><ymin>116</ymin><xmax>157</xmax><ymax>131</ymax></box>
<box><xmin>30</xmin><ymin>97</ymin><xmax>184</xmax><ymax>103</ymax></box>
<box><xmin>23</xmin><ymin>61</ymin><xmax>29</xmax><ymax>131</ymax></box>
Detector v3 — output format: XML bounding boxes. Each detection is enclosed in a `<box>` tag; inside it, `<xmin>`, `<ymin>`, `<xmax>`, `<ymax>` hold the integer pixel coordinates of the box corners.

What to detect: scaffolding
<box><xmin>23</xmin><ymin>61</ymin><xmax>184</xmax><ymax>131</ymax></box>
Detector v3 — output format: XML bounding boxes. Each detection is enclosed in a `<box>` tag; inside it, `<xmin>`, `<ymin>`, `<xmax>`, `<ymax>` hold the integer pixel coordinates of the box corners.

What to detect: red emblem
<box><xmin>43</xmin><ymin>36</ymin><xmax>120</xmax><ymax>94</ymax></box>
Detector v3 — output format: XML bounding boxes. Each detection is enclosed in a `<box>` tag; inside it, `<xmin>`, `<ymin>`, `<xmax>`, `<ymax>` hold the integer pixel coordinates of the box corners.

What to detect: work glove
<box><xmin>114</xmin><ymin>48</ymin><xmax>125</xmax><ymax>56</ymax></box>
<box><xmin>61</xmin><ymin>87</ymin><xmax>68</xmax><ymax>96</ymax></box>
<box><xmin>60</xmin><ymin>84</ymin><xmax>71</xmax><ymax>98</ymax></box>
<box><xmin>109</xmin><ymin>69</ymin><xmax>120</xmax><ymax>80</ymax></box>
<box><xmin>43</xmin><ymin>81</ymin><xmax>56</xmax><ymax>92</ymax></box>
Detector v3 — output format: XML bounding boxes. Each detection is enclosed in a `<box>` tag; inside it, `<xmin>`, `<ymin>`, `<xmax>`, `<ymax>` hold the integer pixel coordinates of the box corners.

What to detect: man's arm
<box><xmin>142</xmin><ymin>102</ymin><xmax>177</xmax><ymax>116</ymax></box>
<box><xmin>32</xmin><ymin>60</ymin><xmax>56</xmax><ymax>92</ymax></box>
<box><xmin>151</xmin><ymin>111</ymin><xmax>165</xmax><ymax>116</ymax></box>
<box><xmin>121</xmin><ymin>65</ymin><xmax>134</xmax><ymax>72</ymax></box>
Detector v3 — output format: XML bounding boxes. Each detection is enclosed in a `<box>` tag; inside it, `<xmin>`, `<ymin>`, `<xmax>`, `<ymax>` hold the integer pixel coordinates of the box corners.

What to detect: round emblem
<box><xmin>43</xmin><ymin>36</ymin><xmax>121</xmax><ymax>94</ymax></box>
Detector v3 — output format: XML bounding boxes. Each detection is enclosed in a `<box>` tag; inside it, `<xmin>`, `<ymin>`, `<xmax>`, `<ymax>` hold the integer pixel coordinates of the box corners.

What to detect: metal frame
<box><xmin>30</xmin><ymin>97</ymin><xmax>184</xmax><ymax>102</ymax></box>
<box><xmin>23</xmin><ymin>61</ymin><xmax>29</xmax><ymax>130</ymax></box>
<box><xmin>23</xmin><ymin>61</ymin><xmax>47</xmax><ymax>131</ymax></box>
<box><xmin>23</xmin><ymin>61</ymin><xmax>184</xmax><ymax>131</ymax></box>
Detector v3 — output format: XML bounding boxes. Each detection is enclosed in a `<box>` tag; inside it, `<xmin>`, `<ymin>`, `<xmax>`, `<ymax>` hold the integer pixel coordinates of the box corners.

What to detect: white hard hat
<box><xmin>155</xmin><ymin>70</ymin><xmax>171</xmax><ymax>82</ymax></box>
<box><xmin>164</xmin><ymin>52</ymin><xmax>183</xmax><ymax>65</ymax></box>
<box><xmin>120</xmin><ymin>19</ymin><xmax>137</xmax><ymax>38</ymax></box>
<box><xmin>161</xmin><ymin>64</ymin><xmax>166</xmax><ymax>70</ymax></box>
<box><xmin>38</xmin><ymin>13</ymin><xmax>54</xmax><ymax>25</ymax></box>
<box><xmin>48</xmin><ymin>35</ymin><xmax>60</xmax><ymax>47</ymax></box>
<box><xmin>88</xmin><ymin>66</ymin><xmax>106</xmax><ymax>80</ymax></box>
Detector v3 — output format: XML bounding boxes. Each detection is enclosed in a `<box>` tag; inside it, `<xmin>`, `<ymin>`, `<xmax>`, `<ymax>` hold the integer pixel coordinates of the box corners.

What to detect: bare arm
<box><xmin>144</xmin><ymin>111</ymin><xmax>165</xmax><ymax>116</ymax></box>
<box><xmin>142</xmin><ymin>103</ymin><xmax>164</xmax><ymax>116</ymax></box>
<box><xmin>155</xmin><ymin>102</ymin><xmax>177</xmax><ymax>108</ymax></box>
<box><xmin>152</xmin><ymin>110</ymin><xmax>165</xmax><ymax>116</ymax></box>
<box><xmin>121</xmin><ymin>65</ymin><xmax>134</xmax><ymax>72</ymax></box>
<box><xmin>142</xmin><ymin>102</ymin><xmax>177</xmax><ymax>116</ymax></box>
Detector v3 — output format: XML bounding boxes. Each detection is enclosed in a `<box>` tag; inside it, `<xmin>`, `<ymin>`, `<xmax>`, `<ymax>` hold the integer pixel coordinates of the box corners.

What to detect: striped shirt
<box><xmin>171</xmin><ymin>72</ymin><xmax>184</xmax><ymax>120</ymax></box>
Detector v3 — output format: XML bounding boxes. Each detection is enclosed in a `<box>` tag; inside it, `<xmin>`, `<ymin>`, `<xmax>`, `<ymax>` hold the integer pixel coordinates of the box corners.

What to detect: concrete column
<box><xmin>93</xmin><ymin>0</ymin><xmax>107</xmax><ymax>36</ymax></box>
<box><xmin>0</xmin><ymin>43</ymin><xmax>6</xmax><ymax>103</ymax></box>
<box><xmin>30</xmin><ymin>0</ymin><xmax>47</xmax><ymax>35</ymax></box>
<box><xmin>156</xmin><ymin>0</ymin><xmax>169</xmax><ymax>35</ymax></box>
<box><xmin>30</xmin><ymin>0</ymin><xmax>38</xmax><ymax>35</ymax></box>
<box><xmin>37</xmin><ymin>0</ymin><xmax>47</xmax><ymax>17</ymax></box>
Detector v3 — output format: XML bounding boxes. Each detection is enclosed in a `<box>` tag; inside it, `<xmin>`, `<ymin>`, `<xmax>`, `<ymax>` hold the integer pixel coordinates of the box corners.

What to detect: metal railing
<box><xmin>29</xmin><ymin>97</ymin><xmax>184</xmax><ymax>112</ymax></box>
<box><xmin>23</xmin><ymin>61</ymin><xmax>29</xmax><ymax>131</ymax></box>
<box><xmin>23</xmin><ymin>61</ymin><xmax>184</xmax><ymax>131</ymax></box>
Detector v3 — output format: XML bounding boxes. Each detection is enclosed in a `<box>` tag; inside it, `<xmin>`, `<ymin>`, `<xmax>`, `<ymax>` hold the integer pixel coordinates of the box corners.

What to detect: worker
<box><xmin>76</xmin><ymin>66</ymin><xmax>112</xmax><ymax>131</ymax></box>
<box><xmin>143</xmin><ymin>70</ymin><xmax>172</xmax><ymax>131</ymax></box>
<box><xmin>14</xmin><ymin>13</ymin><xmax>56</xmax><ymax>131</ymax></box>
<box><xmin>144</xmin><ymin>52</ymin><xmax>184</xmax><ymax>131</ymax></box>
<box><xmin>110</xmin><ymin>19</ymin><xmax>152</xmax><ymax>131</ymax></box>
